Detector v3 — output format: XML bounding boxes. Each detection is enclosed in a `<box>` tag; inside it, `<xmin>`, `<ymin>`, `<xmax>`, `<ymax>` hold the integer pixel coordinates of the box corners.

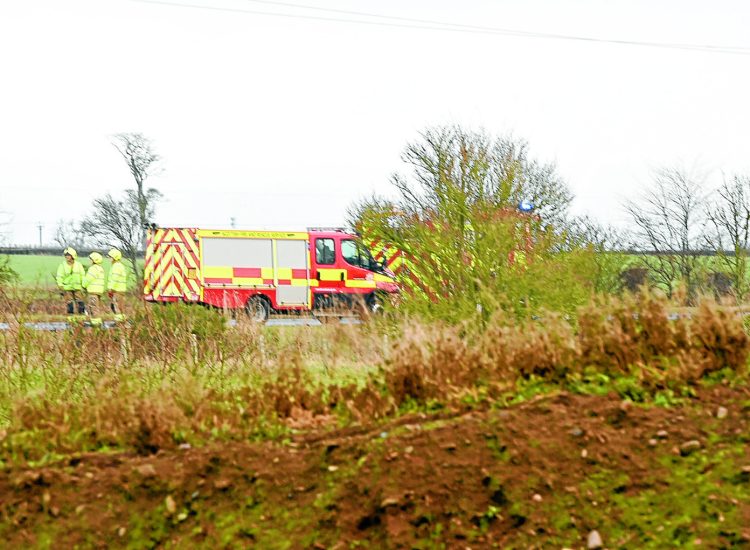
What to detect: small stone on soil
<box><xmin>581</xmin><ymin>449</ymin><xmax>588</xmax><ymax>458</ymax></box>
<box><xmin>569</xmin><ymin>427</ymin><xmax>584</xmax><ymax>437</ymax></box>
<box><xmin>648</xmin><ymin>439</ymin><xmax>658</xmax><ymax>447</ymax></box>
<box><xmin>135</xmin><ymin>464</ymin><xmax>157</xmax><ymax>478</ymax></box>
<box><xmin>656</xmin><ymin>430</ymin><xmax>669</xmax><ymax>439</ymax></box>
<box><xmin>327</xmin><ymin>465</ymin><xmax>339</xmax><ymax>472</ymax></box>
<box><xmin>716</xmin><ymin>406</ymin><xmax>728</xmax><ymax>419</ymax></box>
<box><xmin>178</xmin><ymin>443</ymin><xmax>192</xmax><ymax>450</ymax></box>
<box><xmin>532</xmin><ymin>493</ymin><xmax>542</xmax><ymax>502</ymax></box>
<box><xmin>213</xmin><ymin>478</ymin><xmax>231</xmax><ymax>490</ymax></box>
<box><xmin>587</xmin><ymin>529</ymin><xmax>603</xmax><ymax>549</ymax></box>
<box><xmin>75</xmin><ymin>505</ymin><xmax>85</xmax><ymax>515</ymax></box>
<box><xmin>380</xmin><ymin>496</ymin><xmax>400</xmax><ymax>508</ymax></box>
<box><xmin>117</xmin><ymin>527</ymin><xmax>126</xmax><ymax>537</ymax></box>
<box><xmin>165</xmin><ymin>495</ymin><xmax>176</xmax><ymax>515</ymax></box>
<box><xmin>679</xmin><ymin>440</ymin><xmax>702</xmax><ymax>456</ymax></box>
<box><xmin>404</xmin><ymin>446</ymin><xmax>414</xmax><ymax>454</ymax></box>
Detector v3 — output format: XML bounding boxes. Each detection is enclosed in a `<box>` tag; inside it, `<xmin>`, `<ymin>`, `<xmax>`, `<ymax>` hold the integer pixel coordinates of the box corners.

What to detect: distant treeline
<box><xmin>0</xmin><ymin>247</ymin><xmax>145</xmax><ymax>257</ymax></box>
<box><xmin>1</xmin><ymin>246</ymin><xmax>742</xmax><ymax>258</ymax></box>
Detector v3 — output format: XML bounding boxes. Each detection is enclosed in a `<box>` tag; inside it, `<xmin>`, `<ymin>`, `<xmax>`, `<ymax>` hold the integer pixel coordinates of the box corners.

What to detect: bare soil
<box><xmin>2</xmin><ymin>385</ymin><xmax>749</xmax><ymax>549</ymax></box>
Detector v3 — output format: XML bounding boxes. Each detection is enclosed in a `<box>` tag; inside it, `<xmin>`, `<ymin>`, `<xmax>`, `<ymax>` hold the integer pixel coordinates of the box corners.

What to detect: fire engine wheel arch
<box><xmin>245</xmin><ymin>295</ymin><xmax>271</xmax><ymax>323</ymax></box>
<box><xmin>367</xmin><ymin>291</ymin><xmax>386</xmax><ymax>314</ymax></box>
<box><xmin>312</xmin><ymin>292</ymin><xmax>383</xmax><ymax>314</ymax></box>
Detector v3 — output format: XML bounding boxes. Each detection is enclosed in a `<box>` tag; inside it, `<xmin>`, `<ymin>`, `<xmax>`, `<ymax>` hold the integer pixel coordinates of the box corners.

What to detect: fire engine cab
<box><xmin>143</xmin><ymin>227</ymin><xmax>399</xmax><ymax>321</ymax></box>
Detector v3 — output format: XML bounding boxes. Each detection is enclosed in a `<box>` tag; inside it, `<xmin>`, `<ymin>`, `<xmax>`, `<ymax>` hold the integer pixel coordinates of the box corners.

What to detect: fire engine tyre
<box><xmin>366</xmin><ymin>293</ymin><xmax>385</xmax><ymax>315</ymax></box>
<box><xmin>245</xmin><ymin>296</ymin><xmax>270</xmax><ymax>323</ymax></box>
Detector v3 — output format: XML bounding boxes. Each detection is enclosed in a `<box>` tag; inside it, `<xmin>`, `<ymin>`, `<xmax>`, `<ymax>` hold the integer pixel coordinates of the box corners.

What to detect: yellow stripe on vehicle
<box><xmin>318</xmin><ymin>269</ymin><xmax>346</xmax><ymax>281</ymax></box>
<box><xmin>150</xmin><ymin>260</ymin><xmax>167</xmax><ymax>292</ymax></box>
<box><xmin>197</xmin><ymin>229</ymin><xmax>308</xmax><ymax>240</ymax></box>
<box><xmin>166</xmin><ymin>280</ymin><xmax>180</xmax><ymax>296</ymax></box>
<box><xmin>182</xmin><ymin>229</ymin><xmax>200</xmax><ymax>259</ymax></box>
<box><xmin>203</xmin><ymin>266</ymin><xmax>233</xmax><ymax>279</ymax></box>
<box><xmin>272</xmin><ymin>240</ymin><xmax>278</xmax><ymax>285</ymax></box>
<box><xmin>172</xmin><ymin>248</ymin><xmax>190</xmax><ymax>277</ymax></box>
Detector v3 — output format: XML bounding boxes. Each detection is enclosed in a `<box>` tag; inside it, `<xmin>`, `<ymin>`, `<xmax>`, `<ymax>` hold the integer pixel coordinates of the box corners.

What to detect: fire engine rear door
<box><xmin>275</xmin><ymin>238</ymin><xmax>310</xmax><ymax>306</ymax></box>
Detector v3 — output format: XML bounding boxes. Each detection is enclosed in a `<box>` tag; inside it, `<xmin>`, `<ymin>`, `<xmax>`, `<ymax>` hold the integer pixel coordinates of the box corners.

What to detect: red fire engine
<box><xmin>143</xmin><ymin>227</ymin><xmax>399</xmax><ymax>320</ymax></box>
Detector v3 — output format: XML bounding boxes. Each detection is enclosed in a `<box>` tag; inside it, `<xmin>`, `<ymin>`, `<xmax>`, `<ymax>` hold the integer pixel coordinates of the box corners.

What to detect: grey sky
<box><xmin>1</xmin><ymin>0</ymin><xmax>748</xmax><ymax>245</ymax></box>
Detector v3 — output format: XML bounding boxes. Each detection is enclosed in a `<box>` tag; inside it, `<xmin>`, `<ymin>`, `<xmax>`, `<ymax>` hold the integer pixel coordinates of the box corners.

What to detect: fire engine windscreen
<box><xmin>343</xmin><ymin>240</ymin><xmax>383</xmax><ymax>272</ymax></box>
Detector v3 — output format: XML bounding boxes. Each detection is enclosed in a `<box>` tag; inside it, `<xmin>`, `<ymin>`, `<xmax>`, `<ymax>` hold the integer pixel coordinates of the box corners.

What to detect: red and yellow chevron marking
<box><xmin>366</xmin><ymin>239</ymin><xmax>407</xmax><ymax>276</ymax></box>
<box><xmin>363</xmin><ymin>238</ymin><xmax>436</xmax><ymax>298</ymax></box>
<box><xmin>144</xmin><ymin>228</ymin><xmax>201</xmax><ymax>300</ymax></box>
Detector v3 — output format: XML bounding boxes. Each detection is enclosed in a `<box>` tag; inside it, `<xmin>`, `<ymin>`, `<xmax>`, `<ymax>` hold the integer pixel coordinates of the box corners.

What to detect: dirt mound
<box><xmin>1</xmin><ymin>386</ymin><xmax>749</xmax><ymax>548</ymax></box>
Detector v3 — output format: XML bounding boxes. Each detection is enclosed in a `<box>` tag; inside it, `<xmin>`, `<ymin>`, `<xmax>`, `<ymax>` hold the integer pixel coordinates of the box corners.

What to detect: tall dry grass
<box><xmin>383</xmin><ymin>290</ymin><xmax>749</xmax><ymax>407</ymax></box>
<box><xmin>0</xmin><ymin>290</ymin><xmax>748</xmax><ymax>465</ymax></box>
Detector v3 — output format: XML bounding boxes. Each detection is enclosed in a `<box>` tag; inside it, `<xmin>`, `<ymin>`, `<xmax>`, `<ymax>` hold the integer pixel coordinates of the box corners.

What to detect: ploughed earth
<box><xmin>2</xmin><ymin>386</ymin><xmax>749</xmax><ymax>549</ymax></box>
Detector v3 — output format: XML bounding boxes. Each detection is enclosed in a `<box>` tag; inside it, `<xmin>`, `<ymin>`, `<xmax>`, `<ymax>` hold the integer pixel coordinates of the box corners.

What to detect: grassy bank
<box><xmin>0</xmin><ymin>292</ymin><xmax>748</xmax><ymax>547</ymax></box>
<box><xmin>0</xmin><ymin>292</ymin><xmax>747</xmax><ymax>464</ymax></box>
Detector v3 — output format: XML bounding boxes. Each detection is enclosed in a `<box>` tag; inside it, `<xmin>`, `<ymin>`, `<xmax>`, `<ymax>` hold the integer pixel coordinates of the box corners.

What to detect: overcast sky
<box><xmin>1</xmin><ymin>0</ymin><xmax>748</xmax><ymax>245</ymax></box>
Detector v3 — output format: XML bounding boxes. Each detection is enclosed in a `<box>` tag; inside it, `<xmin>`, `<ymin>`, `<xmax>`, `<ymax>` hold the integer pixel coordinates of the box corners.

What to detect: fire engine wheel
<box><xmin>245</xmin><ymin>296</ymin><xmax>270</xmax><ymax>323</ymax></box>
<box><xmin>364</xmin><ymin>293</ymin><xmax>384</xmax><ymax>316</ymax></box>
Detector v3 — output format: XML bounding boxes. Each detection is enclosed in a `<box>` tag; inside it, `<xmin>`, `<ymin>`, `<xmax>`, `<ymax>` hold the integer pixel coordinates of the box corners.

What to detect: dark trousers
<box><xmin>63</xmin><ymin>291</ymin><xmax>86</xmax><ymax>314</ymax></box>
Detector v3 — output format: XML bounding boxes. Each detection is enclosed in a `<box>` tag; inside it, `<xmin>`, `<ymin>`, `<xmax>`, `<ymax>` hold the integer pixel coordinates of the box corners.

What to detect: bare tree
<box><xmin>705</xmin><ymin>174</ymin><xmax>750</xmax><ymax>300</ymax></box>
<box><xmin>625</xmin><ymin>167</ymin><xmax>707</xmax><ymax>300</ymax></box>
<box><xmin>386</xmin><ymin>126</ymin><xmax>574</xmax><ymax>228</ymax></box>
<box><xmin>53</xmin><ymin>219</ymin><xmax>91</xmax><ymax>250</ymax></box>
<box><xmin>80</xmin><ymin>190</ymin><xmax>157</xmax><ymax>282</ymax></box>
<box><xmin>0</xmin><ymin>211</ymin><xmax>10</xmax><ymax>243</ymax></box>
<box><xmin>0</xmin><ymin>212</ymin><xmax>17</xmax><ymax>285</ymax></box>
<box><xmin>111</xmin><ymin>133</ymin><xmax>162</xmax><ymax>249</ymax></box>
<box><xmin>563</xmin><ymin>215</ymin><xmax>632</xmax><ymax>293</ymax></box>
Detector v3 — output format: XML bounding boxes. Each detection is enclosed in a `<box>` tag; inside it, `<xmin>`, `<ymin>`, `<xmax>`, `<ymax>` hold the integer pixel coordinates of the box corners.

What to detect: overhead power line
<box><xmin>133</xmin><ymin>0</ymin><xmax>750</xmax><ymax>55</ymax></box>
<box><xmin>240</xmin><ymin>0</ymin><xmax>750</xmax><ymax>53</ymax></box>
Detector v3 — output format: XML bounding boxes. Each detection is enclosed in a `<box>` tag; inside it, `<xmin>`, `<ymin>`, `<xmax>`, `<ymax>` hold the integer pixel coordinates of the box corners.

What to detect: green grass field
<box><xmin>5</xmin><ymin>255</ymin><xmax>61</xmax><ymax>287</ymax></box>
<box><xmin>3</xmin><ymin>254</ymin><xmax>140</xmax><ymax>288</ymax></box>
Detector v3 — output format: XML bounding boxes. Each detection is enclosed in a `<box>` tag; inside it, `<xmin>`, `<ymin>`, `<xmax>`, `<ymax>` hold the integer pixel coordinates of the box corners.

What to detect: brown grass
<box><xmin>0</xmin><ymin>291</ymin><xmax>748</xmax><ymax>465</ymax></box>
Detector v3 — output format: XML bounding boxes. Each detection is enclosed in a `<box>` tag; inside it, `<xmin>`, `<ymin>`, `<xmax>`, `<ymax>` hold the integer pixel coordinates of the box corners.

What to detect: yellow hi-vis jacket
<box><xmin>56</xmin><ymin>261</ymin><xmax>85</xmax><ymax>291</ymax></box>
<box><xmin>107</xmin><ymin>261</ymin><xmax>128</xmax><ymax>293</ymax></box>
<box><xmin>83</xmin><ymin>264</ymin><xmax>105</xmax><ymax>295</ymax></box>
